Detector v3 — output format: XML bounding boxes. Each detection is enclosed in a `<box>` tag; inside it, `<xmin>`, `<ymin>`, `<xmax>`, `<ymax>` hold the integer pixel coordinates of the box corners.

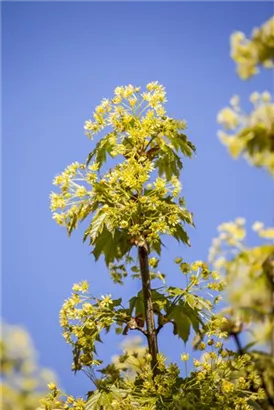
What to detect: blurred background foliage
<box><xmin>0</xmin><ymin>322</ymin><xmax>57</xmax><ymax>410</ymax></box>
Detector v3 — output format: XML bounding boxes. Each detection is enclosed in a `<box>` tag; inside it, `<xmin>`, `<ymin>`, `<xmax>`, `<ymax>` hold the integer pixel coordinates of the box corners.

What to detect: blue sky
<box><xmin>2</xmin><ymin>1</ymin><xmax>273</xmax><ymax>397</ymax></box>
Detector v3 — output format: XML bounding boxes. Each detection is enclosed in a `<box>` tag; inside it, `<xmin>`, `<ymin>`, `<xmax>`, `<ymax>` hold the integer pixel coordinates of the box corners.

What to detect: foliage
<box><xmin>40</xmin><ymin>336</ymin><xmax>265</xmax><ymax>410</ymax></box>
<box><xmin>209</xmin><ymin>219</ymin><xmax>274</xmax><ymax>406</ymax></box>
<box><xmin>59</xmin><ymin>261</ymin><xmax>224</xmax><ymax>373</ymax></box>
<box><xmin>230</xmin><ymin>16</ymin><xmax>274</xmax><ymax>79</ymax></box>
<box><xmin>215</xmin><ymin>15</ymin><xmax>274</xmax><ymax>408</ymax></box>
<box><xmin>209</xmin><ymin>218</ymin><xmax>274</xmax><ymax>342</ymax></box>
<box><xmin>217</xmin><ymin>92</ymin><xmax>274</xmax><ymax>175</ymax></box>
<box><xmin>218</xmin><ymin>16</ymin><xmax>274</xmax><ymax>175</ymax></box>
<box><xmin>50</xmin><ymin>82</ymin><xmax>195</xmax><ymax>265</ymax></box>
<box><xmin>0</xmin><ymin>321</ymin><xmax>56</xmax><ymax>410</ymax></box>
<box><xmin>40</xmin><ymin>76</ymin><xmax>274</xmax><ymax>410</ymax></box>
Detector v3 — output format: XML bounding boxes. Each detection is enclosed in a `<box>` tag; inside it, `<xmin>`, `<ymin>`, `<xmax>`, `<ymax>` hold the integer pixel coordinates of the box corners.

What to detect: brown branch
<box><xmin>138</xmin><ymin>245</ymin><xmax>159</xmax><ymax>377</ymax></box>
<box><xmin>122</xmin><ymin>317</ymin><xmax>147</xmax><ymax>336</ymax></box>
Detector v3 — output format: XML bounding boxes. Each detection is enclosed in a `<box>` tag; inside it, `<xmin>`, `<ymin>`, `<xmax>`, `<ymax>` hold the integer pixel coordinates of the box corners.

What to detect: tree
<box><xmin>38</xmin><ymin>80</ymin><xmax>268</xmax><ymax>410</ymax></box>
<box><xmin>38</xmin><ymin>15</ymin><xmax>273</xmax><ymax>410</ymax></box>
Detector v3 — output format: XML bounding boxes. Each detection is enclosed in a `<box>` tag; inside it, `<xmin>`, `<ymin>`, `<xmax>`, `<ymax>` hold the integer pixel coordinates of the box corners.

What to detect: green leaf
<box><xmin>243</xmin><ymin>340</ymin><xmax>258</xmax><ymax>352</ymax></box>
<box><xmin>168</xmin><ymin>305</ymin><xmax>191</xmax><ymax>342</ymax></box>
<box><xmin>167</xmin><ymin>286</ymin><xmax>184</xmax><ymax>297</ymax></box>
<box><xmin>90</xmin><ymin>211</ymin><xmax>107</xmax><ymax>242</ymax></box>
<box><xmin>182</xmin><ymin>303</ymin><xmax>202</xmax><ymax>333</ymax></box>
<box><xmin>92</xmin><ymin>228</ymin><xmax>117</xmax><ymax>265</ymax></box>
<box><xmin>67</xmin><ymin>213</ymin><xmax>78</xmax><ymax>236</ymax></box>
<box><xmin>155</xmin><ymin>145</ymin><xmax>183</xmax><ymax>179</ymax></box>
<box><xmin>128</xmin><ymin>292</ymin><xmax>145</xmax><ymax>317</ymax></box>
<box><xmin>85</xmin><ymin>390</ymin><xmax>102</xmax><ymax>410</ymax></box>
<box><xmin>86</xmin><ymin>132</ymin><xmax>116</xmax><ymax>168</ymax></box>
<box><xmin>112</xmin><ymin>298</ymin><xmax>122</xmax><ymax>307</ymax></box>
<box><xmin>128</xmin><ymin>296</ymin><xmax>137</xmax><ymax>315</ymax></box>
<box><xmin>151</xmin><ymin>239</ymin><xmax>162</xmax><ymax>255</ymax></box>
<box><xmin>92</xmin><ymin>228</ymin><xmax>131</xmax><ymax>266</ymax></box>
<box><xmin>247</xmin><ymin>400</ymin><xmax>265</xmax><ymax>410</ymax></box>
<box><xmin>171</xmin><ymin>224</ymin><xmax>190</xmax><ymax>245</ymax></box>
<box><xmin>79</xmin><ymin>203</ymin><xmax>97</xmax><ymax>222</ymax></box>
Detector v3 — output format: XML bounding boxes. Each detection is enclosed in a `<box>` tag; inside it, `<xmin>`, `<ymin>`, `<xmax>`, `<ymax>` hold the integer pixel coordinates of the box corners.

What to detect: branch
<box><xmin>138</xmin><ymin>245</ymin><xmax>159</xmax><ymax>377</ymax></box>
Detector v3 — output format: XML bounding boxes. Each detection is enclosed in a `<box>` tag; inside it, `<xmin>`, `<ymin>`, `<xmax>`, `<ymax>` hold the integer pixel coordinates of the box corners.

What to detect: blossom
<box><xmin>100</xmin><ymin>294</ymin><xmax>113</xmax><ymax>307</ymax></box>
<box><xmin>252</xmin><ymin>221</ymin><xmax>264</xmax><ymax>232</ymax></box>
<box><xmin>217</xmin><ymin>107</ymin><xmax>239</xmax><ymax>130</ymax></box>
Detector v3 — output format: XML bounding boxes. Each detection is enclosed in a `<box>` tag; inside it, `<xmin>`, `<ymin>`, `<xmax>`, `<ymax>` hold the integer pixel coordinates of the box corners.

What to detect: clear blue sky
<box><xmin>2</xmin><ymin>1</ymin><xmax>273</xmax><ymax>397</ymax></box>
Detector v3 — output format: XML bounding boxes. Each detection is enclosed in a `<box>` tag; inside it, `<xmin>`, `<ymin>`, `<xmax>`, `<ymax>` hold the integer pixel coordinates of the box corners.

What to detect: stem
<box><xmin>138</xmin><ymin>245</ymin><xmax>159</xmax><ymax>377</ymax></box>
<box><xmin>232</xmin><ymin>333</ymin><xmax>244</xmax><ymax>355</ymax></box>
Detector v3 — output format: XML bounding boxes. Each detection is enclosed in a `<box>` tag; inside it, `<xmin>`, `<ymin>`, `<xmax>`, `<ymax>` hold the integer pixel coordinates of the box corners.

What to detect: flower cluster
<box><xmin>231</xmin><ymin>16</ymin><xmax>274</xmax><ymax>79</ymax></box>
<box><xmin>59</xmin><ymin>281</ymin><xmax>129</xmax><ymax>371</ymax></box>
<box><xmin>179</xmin><ymin>348</ymin><xmax>264</xmax><ymax>410</ymax></box>
<box><xmin>83</xmin><ymin>82</ymin><xmax>167</xmax><ymax>138</ymax></box>
<box><xmin>83</xmin><ymin>346</ymin><xmax>264</xmax><ymax>409</ymax></box>
<box><xmin>209</xmin><ymin>218</ymin><xmax>274</xmax><ymax>345</ymax></box>
<box><xmin>217</xmin><ymin>92</ymin><xmax>274</xmax><ymax>175</ymax></box>
<box><xmin>50</xmin><ymin>162</ymin><xmax>97</xmax><ymax>227</ymax></box>
<box><xmin>175</xmin><ymin>258</ymin><xmax>226</xmax><ymax>294</ymax></box>
<box><xmin>51</xmin><ymin>155</ymin><xmax>193</xmax><ymax>263</ymax></box>
<box><xmin>50</xmin><ymin>83</ymin><xmax>195</xmax><ymax>264</ymax></box>
<box><xmin>38</xmin><ymin>383</ymin><xmax>85</xmax><ymax>410</ymax></box>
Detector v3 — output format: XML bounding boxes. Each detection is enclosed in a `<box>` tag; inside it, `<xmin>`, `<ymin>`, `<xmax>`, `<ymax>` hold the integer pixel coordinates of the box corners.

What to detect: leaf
<box><xmin>155</xmin><ymin>145</ymin><xmax>183</xmax><ymax>180</ymax></box>
<box><xmin>151</xmin><ymin>239</ymin><xmax>163</xmax><ymax>255</ymax></box>
<box><xmin>67</xmin><ymin>213</ymin><xmax>78</xmax><ymax>236</ymax></box>
<box><xmin>128</xmin><ymin>291</ymin><xmax>145</xmax><ymax>318</ymax></box>
<box><xmin>90</xmin><ymin>211</ymin><xmax>107</xmax><ymax>242</ymax></box>
<box><xmin>167</xmin><ymin>286</ymin><xmax>185</xmax><ymax>297</ymax></box>
<box><xmin>85</xmin><ymin>390</ymin><xmax>102</xmax><ymax>410</ymax></box>
<box><xmin>171</xmin><ymin>224</ymin><xmax>190</xmax><ymax>245</ymax></box>
<box><xmin>247</xmin><ymin>400</ymin><xmax>265</xmax><ymax>410</ymax></box>
<box><xmin>129</xmin><ymin>296</ymin><xmax>137</xmax><ymax>315</ymax></box>
<box><xmin>168</xmin><ymin>305</ymin><xmax>191</xmax><ymax>342</ymax></box>
<box><xmin>243</xmin><ymin>340</ymin><xmax>258</xmax><ymax>352</ymax></box>
<box><xmin>92</xmin><ymin>228</ymin><xmax>117</xmax><ymax>265</ymax></box>
<box><xmin>112</xmin><ymin>298</ymin><xmax>122</xmax><ymax>307</ymax></box>
<box><xmin>176</xmin><ymin>133</ymin><xmax>196</xmax><ymax>157</ymax></box>
<box><xmin>182</xmin><ymin>302</ymin><xmax>203</xmax><ymax>332</ymax></box>
<box><xmin>79</xmin><ymin>203</ymin><xmax>97</xmax><ymax>222</ymax></box>
<box><xmin>92</xmin><ymin>228</ymin><xmax>131</xmax><ymax>266</ymax></box>
<box><xmin>86</xmin><ymin>132</ymin><xmax>116</xmax><ymax>168</ymax></box>
<box><xmin>95</xmin><ymin>333</ymin><xmax>103</xmax><ymax>343</ymax></box>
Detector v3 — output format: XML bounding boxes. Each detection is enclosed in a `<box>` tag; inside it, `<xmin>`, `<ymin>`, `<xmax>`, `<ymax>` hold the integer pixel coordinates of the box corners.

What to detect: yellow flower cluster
<box><xmin>50</xmin><ymin>162</ymin><xmax>96</xmax><ymax>228</ymax></box>
<box><xmin>231</xmin><ymin>16</ymin><xmax>274</xmax><ymax>79</ymax></box>
<box><xmin>209</xmin><ymin>218</ymin><xmax>274</xmax><ymax>346</ymax></box>
<box><xmin>50</xmin><ymin>83</ymin><xmax>195</xmax><ymax>263</ymax></box>
<box><xmin>84</xmin><ymin>82</ymin><xmax>167</xmax><ymax>139</ymax></box>
<box><xmin>126</xmin><ymin>346</ymin><xmax>262</xmax><ymax>409</ymax></box>
<box><xmin>51</xmin><ymin>152</ymin><xmax>192</xmax><ymax>255</ymax></box>
<box><xmin>38</xmin><ymin>384</ymin><xmax>86</xmax><ymax>410</ymax></box>
<box><xmin>252</xmin><ymin>220</ymin><xmax>274</xmax><ymax>239</ymax></box>
<box><xmin>217</xmin><ymin>92</ymin><xmax>274</xmax><ymax>175</ymax></box>
<box><xmin>59</xmin><ymin>283</ymin><xmax>129</xmax><ymax>372</ymax></box>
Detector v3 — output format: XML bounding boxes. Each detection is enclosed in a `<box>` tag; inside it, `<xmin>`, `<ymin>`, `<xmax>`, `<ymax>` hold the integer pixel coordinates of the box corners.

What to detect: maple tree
<box><xmin>37</xmin><ymin>15</ymin><xmax>274</xmax><ymax>410</ymax></box>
